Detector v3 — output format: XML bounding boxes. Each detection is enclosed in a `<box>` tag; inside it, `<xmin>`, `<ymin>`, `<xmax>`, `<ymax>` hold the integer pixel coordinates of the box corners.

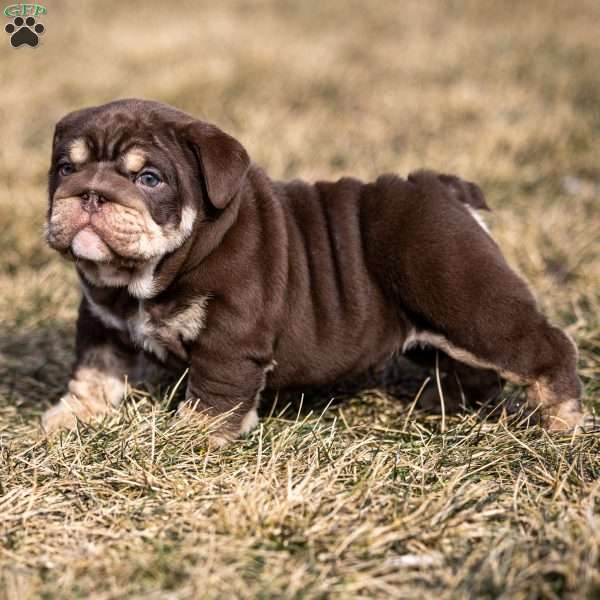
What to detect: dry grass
<box><xmin>1</xmin><ymin>0</ymin><xmax>600</xmax><ymax>597</ymax></box>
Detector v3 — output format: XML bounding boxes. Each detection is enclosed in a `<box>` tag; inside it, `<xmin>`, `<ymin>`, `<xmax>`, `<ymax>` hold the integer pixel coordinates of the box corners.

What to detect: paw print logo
<box><xmin>5</xmin><ymin>16</ymin><xmax>45</xmax><ymax>48</ymax></box>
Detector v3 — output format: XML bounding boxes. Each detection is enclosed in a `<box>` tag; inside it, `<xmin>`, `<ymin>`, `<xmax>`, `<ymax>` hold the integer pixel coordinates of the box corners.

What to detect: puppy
<box><xmin>42</xmin><ymin>99</ymin><xmax>582</xmax><ymax>442</ymax></box>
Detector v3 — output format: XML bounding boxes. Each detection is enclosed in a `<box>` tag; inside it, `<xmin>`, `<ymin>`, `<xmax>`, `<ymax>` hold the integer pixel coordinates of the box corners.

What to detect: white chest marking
<box><xmin>167</xmin><ymin>298</ymin><xmax>209</xmax><ymax>342</ymax></box>
<box><xmin>129</xmin><ymin>300</ymin><xmax>209</xmax><ymax>361</ymax></box>
<box><xmin>83</xmin><ymin>288</ymin><xmax>209</xmax><ymax>362</ymax></box>
<box><xmin>127</xmin><ymin>305</ymin><xmax>168</xmax><ymax>361</ymax></box>
<box><xmin>128</xmin><ymin>258</ymin><xmax>160</xmax><ymax>299</ymax></box>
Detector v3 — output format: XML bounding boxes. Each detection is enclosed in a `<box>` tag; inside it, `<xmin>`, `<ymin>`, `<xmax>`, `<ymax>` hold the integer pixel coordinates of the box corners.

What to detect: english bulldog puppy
<box><xmin>42</xmin><ymin>99</ymin><xmax>583</xmax><ymax>442</ymax></box>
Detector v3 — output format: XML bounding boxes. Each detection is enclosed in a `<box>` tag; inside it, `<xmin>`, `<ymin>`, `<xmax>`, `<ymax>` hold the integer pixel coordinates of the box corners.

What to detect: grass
<box><xmin>1</xmin><ymin>0</ymin><xmax>600</xmax><ymax>597</ymax></box>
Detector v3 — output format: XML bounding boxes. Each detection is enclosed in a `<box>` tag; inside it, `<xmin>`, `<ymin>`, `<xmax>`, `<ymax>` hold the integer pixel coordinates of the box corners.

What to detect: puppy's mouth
<box><xmin>48</xmin><ymin>193</ymin><xmax>157</xmax><ymax>264</ymax></box>
<box><xmin>71</xmin><ymin>226</ymin><xmax>114</xmax><ymax>262</ymax></box>
<box><xmin>68</xmin><ymin>223</ymin><xmax>142</xmax><ymax>269</ymax></box>
<box><xmin>48</xmin><ymin>187</ymin><xmax>195</xmax><ymax>285</ymax></box>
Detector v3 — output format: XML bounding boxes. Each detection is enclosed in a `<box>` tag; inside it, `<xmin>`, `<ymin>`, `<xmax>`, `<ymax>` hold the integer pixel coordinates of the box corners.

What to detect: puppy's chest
<box><xmin>84</xmin><ymin>288</ymin><xmax>208</xmax><ymax>361</ymax></box>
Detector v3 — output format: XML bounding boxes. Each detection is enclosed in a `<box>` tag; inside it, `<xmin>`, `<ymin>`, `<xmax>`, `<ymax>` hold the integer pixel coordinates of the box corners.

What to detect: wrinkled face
<box><xmin>47</xmin><ymin>99</ymin><xmax>250</xmax><ymax>297</ymax></box>
<box><xmin>47</xmin><ymin>103</ymin><xmax>199</xmax><ymax>293</ymax></box>
<box><xmin>48</xmin><ymin>139</ymin><xmax>195</xmax><ymax>264</ymax></box>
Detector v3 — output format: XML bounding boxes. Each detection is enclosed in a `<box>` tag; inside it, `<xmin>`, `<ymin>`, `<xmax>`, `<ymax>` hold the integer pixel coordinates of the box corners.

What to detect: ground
<box><xmin>1</xmin><ymin>1</ymin><xmax>600</xmax><ymax>598</ymax></box>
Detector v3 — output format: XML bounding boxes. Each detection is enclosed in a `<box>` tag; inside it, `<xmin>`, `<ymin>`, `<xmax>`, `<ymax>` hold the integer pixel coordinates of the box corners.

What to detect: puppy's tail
<box><xmin>407</xmin><ymin>169</ymin><xmax>490</xmax><ymax>211</ymax></box>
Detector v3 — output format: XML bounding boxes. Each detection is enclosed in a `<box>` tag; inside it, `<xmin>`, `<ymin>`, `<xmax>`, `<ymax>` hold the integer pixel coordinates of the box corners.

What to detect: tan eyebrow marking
<box><xmin>69</xmin><ymin>138</ymin><xmax>90</xmax><ymax>164</ymax></box>
<box><xmin>123</xmin><ymin>149</ymin><xmax>147</xmax><ymax>173</ymax></box>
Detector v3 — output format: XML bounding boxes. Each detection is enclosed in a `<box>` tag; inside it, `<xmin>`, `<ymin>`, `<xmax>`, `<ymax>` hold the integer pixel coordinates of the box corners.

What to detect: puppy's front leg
<box><xmin>181</xmin><ymin>340</ymin><xmax>271</xmax><ymax>446</ymax></box>
<box><xmin>41</xmin><ymin>299</ymin><xmax>135</xmax><ymax>434</ymax></box>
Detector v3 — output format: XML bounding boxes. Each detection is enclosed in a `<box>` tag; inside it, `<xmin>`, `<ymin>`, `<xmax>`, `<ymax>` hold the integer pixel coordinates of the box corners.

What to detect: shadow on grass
<box><xmin>0</xmin><ymin>321</ymin><xmax>75</xmax><ymax>413</ymax></box>
<box><xmin>1</xmin><ymin>319</ymin><xmax>488</xmax><ymax>426</ymax></box>
<box><xmin>260</xmin><ymin>355</ymin><xmax>429</xmax><ymax>421</ymax></box>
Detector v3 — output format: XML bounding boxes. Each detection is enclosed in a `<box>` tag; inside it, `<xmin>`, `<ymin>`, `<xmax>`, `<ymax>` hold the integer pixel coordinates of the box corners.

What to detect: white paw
<box><xmin>239</xmin><ymin>408</ymin><xmax>259</xmax><ymax>435</ymax></box>
<box><xmin>41</xmin><ymin>393</ymin><xmax>114</xmax><ymax>435</ymax></box>
<box><xmin>41</xmin><ymin>395</ymin><xmax>80</xmax><ymax>434</ymax></box>
<box><xmin>545</xmin><ymin>399</ymin><xmax>584</xmax><ymax>432</ymax></box>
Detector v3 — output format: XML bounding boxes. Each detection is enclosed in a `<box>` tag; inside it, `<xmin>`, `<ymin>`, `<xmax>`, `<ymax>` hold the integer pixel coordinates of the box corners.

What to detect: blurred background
<box><xmin>1</xmin><ymin>0</ymin><xmax>599</xmax><ymax>406</ymax></box>
<box><xmin>1</xmin><ymin>3</ymin><xmax>600</xmax><ymax>597</ymax></box>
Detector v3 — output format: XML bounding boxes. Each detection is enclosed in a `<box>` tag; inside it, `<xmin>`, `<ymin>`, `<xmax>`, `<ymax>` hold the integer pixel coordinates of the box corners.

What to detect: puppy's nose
<box><xmin>80</xmin><ymin>191</ymin><xmax>106</xmax><ymax>213</ymax></box>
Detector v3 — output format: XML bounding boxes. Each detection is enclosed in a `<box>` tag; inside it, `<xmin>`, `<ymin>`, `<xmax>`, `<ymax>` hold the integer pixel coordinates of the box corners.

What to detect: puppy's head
<box><xmin>47</xmin><ymin>99</ymin><xmax>249</xmax><ymax>294</ymax></box>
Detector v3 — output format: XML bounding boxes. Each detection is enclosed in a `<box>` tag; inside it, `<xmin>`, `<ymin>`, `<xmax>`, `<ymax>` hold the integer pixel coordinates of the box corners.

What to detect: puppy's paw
<box><xmin>175</xmin><ymin>401</ymin><xmax>231</xmax><ymax>447</ymax></box>
<box><xmin>176</xmin><ymin>401</ymin><xmax>259</xmax><ymax>447</ymax></box>
<box><xmin>239</xmin><ymin>408</ymin><xmax>259</xmax><ymax>434</ymax></box>
<box><xmin>207</xmin><ymin>411</ymin><xmax>258</xmax><ymax>448</ymax></box>
<box><xmin>543</xmin><ymin>399</ymin><xmax>584</xmax><ymax>432</ymax></box>
<box><xmin>41</xmin><ymin>394</ymin><xmax>114</xmax><ymax>435</ymax></box>
<box><xmin>207</xmin><ymin>410</ymin><xmax>258</xmax><ymax>448</ymax></box>
<box><xmin>41</xmin><ymin>395</ymin><xmax>81</xmax><ymax>435</ymax></box>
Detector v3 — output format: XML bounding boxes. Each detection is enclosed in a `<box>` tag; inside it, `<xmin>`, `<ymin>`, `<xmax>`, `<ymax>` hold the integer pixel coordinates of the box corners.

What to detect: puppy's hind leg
<box><xmin>405</xmin><ymin>326</ymin><xmax>581</xmax><ymax>430</ymax></box>
<box><xmin>392</xmin><ymin>171</ymin><xmax>583</xmax><ymax>431</ymax></box>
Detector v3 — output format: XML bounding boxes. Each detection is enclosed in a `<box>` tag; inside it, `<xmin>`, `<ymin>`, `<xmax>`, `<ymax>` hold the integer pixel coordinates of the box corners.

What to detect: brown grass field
<box><xmin>1</xmin><ymin>1</ymin><xmax>600</xmax><ymax>598</ymax></box>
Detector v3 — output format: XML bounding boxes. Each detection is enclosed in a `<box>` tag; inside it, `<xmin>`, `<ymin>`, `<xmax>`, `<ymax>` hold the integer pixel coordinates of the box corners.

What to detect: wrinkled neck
<box><xmin>154</xmin><ymin>193</ymin><xmax>243</xmax><ymax>291</ymax></box>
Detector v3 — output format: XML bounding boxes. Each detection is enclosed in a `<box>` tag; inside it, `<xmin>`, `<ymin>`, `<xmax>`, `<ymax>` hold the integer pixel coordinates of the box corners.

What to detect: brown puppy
<box><xmin>42</xmin><ymin>99</ymin><xmax>582</xmax><ymax>442</ymax></box>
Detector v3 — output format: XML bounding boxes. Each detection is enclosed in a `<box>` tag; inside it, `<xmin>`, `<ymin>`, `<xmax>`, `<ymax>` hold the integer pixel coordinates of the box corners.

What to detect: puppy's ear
<box><xmin>184</xmin><ymin>122</ymin><xmax>250</xmax><ymax>209</ymax></box>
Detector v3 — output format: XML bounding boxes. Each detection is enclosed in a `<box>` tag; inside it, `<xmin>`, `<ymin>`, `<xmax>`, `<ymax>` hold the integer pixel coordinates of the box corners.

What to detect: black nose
<box><xmin>80</xmin><ymin>191</ymin><xmax>106</xmax><ymax>213</ymax></box>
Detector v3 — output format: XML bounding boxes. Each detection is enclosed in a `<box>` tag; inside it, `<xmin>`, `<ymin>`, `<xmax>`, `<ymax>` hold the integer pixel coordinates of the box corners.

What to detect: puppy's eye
<box><xmin>136</xmin><ymin>170</ymin><xmax>162</xmax><ymax>188</ymax></box>
<box><xmin>59</xmin><ymin>162</ymin><xmax>75</xmax><ymax>176</ymax></box>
